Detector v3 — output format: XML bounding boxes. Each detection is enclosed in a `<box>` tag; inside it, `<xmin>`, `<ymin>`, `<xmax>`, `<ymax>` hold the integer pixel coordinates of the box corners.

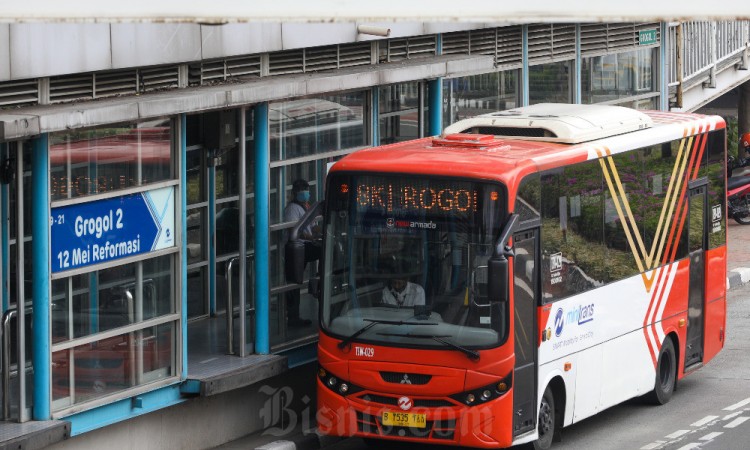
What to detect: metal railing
<box><xmin>667</xmin><ymin>21</ymin><xmax>750</xmax><ymax>107</ymax></box>
<box><xmin>226</xmin><ymin>255</ymin><xmax>255</xmax><ymax>355</ymax></box>
<box><xmin>2</xmin><ymin>306</ymin><xmax>32</xmax><ymax>420</ymax></box>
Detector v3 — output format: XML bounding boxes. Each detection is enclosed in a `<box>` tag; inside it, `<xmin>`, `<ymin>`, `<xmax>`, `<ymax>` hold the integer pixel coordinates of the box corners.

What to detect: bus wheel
<box><xmin>647</xmin><ymin>338</ymin><xmax>676</xmax><ymax>405</ymax></box>
<box><xmin>534</xmin><ymin>386</ymin><xmax>556</xmax><ymax>450</ymax></box>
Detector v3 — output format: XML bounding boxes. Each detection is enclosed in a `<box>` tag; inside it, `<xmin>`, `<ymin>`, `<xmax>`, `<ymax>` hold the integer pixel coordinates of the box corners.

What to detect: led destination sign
<box><xmin>354</xmin><ymin>180</ymin><xmax>491</xmax><ymax>214</ymax></box>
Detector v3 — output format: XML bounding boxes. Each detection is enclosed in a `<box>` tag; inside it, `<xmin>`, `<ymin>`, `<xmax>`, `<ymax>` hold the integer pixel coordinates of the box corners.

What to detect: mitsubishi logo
<box><xmin>400</xmin><ymin>374</ymin><xmax>412</xmax><ymax>384</ymax></box>
<box><xmin>398</xmin><ymin>396</ymin><xmax>413</xmax><ymax>411</ymax></box>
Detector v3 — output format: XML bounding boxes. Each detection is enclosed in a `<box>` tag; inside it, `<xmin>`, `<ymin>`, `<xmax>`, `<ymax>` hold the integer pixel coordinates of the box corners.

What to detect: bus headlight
<box><xmin>450</xmin><ymin>372</ymin><xmax>513</xmax><ymax>406</ymax></box>
<box><xmin>318</xmin><ymin>365</ymin><xmax>363</xmax><ymax>397</ymax></box>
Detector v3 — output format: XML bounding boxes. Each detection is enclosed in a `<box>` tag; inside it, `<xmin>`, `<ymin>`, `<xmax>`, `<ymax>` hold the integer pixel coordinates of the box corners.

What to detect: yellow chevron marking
<box><xmin>599</xmin><ymin>154</ymin><xmax>647</xmax><ymax>274</ymax></box>
<box><xmin>597</xmin><ymin>135</ymin><xmax>692</xmax><ymax>291</ymax></box>
<box><xmin>652</xmin><ymin>136</ymin><xmax>691</xmax><ymax>268</ymax></box>
<box><xmin>606</xmin><ymin>154</ymin><xmax>649</xmax><ymax>262</ymax></box>
<box><xmin>647</xmin><ymin>137</ymin><xmax>686</xmax><ymax>268</ymax></box>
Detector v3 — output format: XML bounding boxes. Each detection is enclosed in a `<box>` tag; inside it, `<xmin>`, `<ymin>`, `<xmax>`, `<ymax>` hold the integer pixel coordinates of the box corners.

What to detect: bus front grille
<box><xmin>380</xmin><ymin>372</ymin><xmax>432</xmax><ymax>385</ymax></box>
<box><xmin>359</xmin><ymin>394</ymin><xmax>454</xmax><ymax>408</ymax></box>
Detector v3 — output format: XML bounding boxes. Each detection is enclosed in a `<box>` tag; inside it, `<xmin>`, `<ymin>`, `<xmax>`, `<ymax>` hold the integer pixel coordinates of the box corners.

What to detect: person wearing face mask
<box><xmin>284</xmin><ymin>179</ymin><xmax>317</xmax><ymax>327</ymax></box>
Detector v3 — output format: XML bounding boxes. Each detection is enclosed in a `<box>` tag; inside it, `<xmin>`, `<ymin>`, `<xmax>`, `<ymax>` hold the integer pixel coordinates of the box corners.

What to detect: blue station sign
<box><xmin>51</xmin><ymin>186</ymin><xmax>175</xmax><ymax>273</ymax></box>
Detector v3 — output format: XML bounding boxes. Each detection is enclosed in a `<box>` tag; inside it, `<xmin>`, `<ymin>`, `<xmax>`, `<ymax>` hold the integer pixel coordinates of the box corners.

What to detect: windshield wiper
<box><xmin>338</xmin><ymin>319</ymin><xmax>437</xmax><ymax>350</ymax></box>
<box><xmin>377</xmin><ymin>333</ymin><xmax>480</xmax><ymax>361</ymax></box>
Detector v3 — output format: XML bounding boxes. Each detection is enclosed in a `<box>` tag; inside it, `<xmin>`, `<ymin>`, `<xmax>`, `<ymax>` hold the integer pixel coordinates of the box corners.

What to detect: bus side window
<box><xmin>516</xmin><ymin>174</ymin><xmax>541</xmax><ymax>227</ymax></box>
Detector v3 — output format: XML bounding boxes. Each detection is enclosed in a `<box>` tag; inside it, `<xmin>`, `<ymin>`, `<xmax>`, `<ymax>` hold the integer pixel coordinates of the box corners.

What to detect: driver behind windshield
<box><xmin>381</xmin><ymin>270</ymin><xmax>425</xmax><ymax>308</ymax></box>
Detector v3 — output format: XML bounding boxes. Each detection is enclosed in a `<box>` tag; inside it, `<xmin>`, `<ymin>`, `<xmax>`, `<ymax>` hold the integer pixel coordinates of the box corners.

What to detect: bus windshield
<box><xmin>321</xmin><ymin>173</ymin><xmax>508</xmax><ymax>350</ymax></box>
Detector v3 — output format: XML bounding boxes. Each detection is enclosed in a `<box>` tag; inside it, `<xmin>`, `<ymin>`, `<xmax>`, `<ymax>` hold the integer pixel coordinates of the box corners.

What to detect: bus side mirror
<box><xmin>285</xmin><ymin>240</ymin><xmax>306</xmax><ymax>285</ymax></box>
<box><xmin>487</xmin><ymin>256</ymin><xmax>509</xmax><ymax>303</ymax></box>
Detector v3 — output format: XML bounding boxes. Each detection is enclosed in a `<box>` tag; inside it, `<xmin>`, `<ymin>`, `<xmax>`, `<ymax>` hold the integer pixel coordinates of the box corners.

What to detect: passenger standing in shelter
<box><xmin>284</xmin><ymin>179</ymin><xmax>317</xmax><ymax>327</ymax></box>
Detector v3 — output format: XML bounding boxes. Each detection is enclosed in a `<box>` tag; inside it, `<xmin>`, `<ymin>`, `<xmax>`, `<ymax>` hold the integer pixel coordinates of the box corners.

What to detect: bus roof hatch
<box><xmin>442</xmin><ymin>103</ymin><xmax>653</xmax><ymax>144</ymax></box>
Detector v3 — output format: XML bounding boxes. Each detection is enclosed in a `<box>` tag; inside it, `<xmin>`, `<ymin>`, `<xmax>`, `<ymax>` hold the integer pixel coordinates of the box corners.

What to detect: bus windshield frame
<box><xmin>320</xmin><ymin>172</ymin><xmax>510</xmax><ymax>351</ymax></box>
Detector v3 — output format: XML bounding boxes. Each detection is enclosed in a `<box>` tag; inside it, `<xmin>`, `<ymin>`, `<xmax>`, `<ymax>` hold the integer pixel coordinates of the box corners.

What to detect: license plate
<box><xmin>381</xmin><ymin>411</ymin><xmax>426</xmax><ymax>428</ymax></box>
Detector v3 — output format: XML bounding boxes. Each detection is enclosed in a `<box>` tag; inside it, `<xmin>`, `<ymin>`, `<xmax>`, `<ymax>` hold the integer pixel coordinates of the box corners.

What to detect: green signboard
<box><xmin>639</xmin><ymin>29</ymin><xmax>658</xmax><ymax>46</ymax></box>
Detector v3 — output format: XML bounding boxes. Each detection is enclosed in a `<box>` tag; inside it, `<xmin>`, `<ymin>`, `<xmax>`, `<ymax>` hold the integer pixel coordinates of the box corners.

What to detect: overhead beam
<box><xmin>1</xmin><ymin>0</ymin><xmax>749</xmax><ymax>23</ymax></box>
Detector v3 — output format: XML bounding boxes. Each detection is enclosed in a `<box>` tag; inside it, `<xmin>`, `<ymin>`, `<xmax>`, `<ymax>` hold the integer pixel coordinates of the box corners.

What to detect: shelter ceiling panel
<box><xmin>111</xmin><ymin>23</ymin><xmax>201</xmax><ymax>69</ymax></box>
<box><xmin>9</xmin><ymin>24</ymin><xmax>112</xmax><ymax>79</ymax></box>
<box><xmin>201</xmin><ymin>23</ymin><xmax>282</xmax><ymax>59</ymax></box>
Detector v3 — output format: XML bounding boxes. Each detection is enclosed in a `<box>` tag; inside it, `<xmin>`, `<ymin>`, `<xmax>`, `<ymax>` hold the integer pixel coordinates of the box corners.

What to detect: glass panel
<box><xmin>689</xmin><ymin>191</ymin><xmax>705</xmax><ymax>252</ymax></box>
<box><xmin>270</xmin><ymin>94</ymin><xmax>366</xmax><ymax>162</ymax></box>
<box><xmin>216</xmin><ymin>201</ymin><xmax>240</xmax><ymax>256</ymax></box>
<box><xmin>321</xmin><ymin>174</ymin><xmax>507</xmax><ymax>349</ymax></box>
<box><xmin>540</xmin><ymin>163</ymin><xmax>609</xmax><ymax>301</ymax></box>
<box><xmin>513</xmin><ymin>233</ymin><xmax>536</xmax><ymax>366</ymax></box>
<box><xmin>142</xmin><ymin>255</ymin><xmax>174</xmax><ymax>319</ymax></box>
<box><xmin>216</xmin><ymin>146</ymin><xmax>240</xmax><ymax>199</ymax></box>
<box><xmin>52</xmin><ymin>336</ymin><xmax>136</xmax><ymax>406</ymax></box>
<box><xmin>516</xmin><ymin>174</ymin><xmax>541</xmax><ymax>225</ymax></box>
<box><xmin>379</xmin><ymin>83</ymin><xmax>424</xmax><ymax>144</ymax></box>
<box><xmin>529</xmin><ymin>61</ymin><xmax>572</xmax><ymax>105</ymax></box>
<box><xmin>582</xmin><ymin>48</ymin><xmax>656</xmax><ymax>104</ymax></box>
<box><xmin>443</xmin><ymin>71</ymin><xmax>518</xmax><ymax>128</ymax></box>
<box><xmin>51</xmin><ymin>322</ymin><xmax>175</xmax><ymax>408</ymax></box>
<box><xmin>186</xmin><ymin>149</ymin><xmax>205</xmax><ymax>205</ymax></box>
<box><xmin>141</xmin><ymin>322</ymin><xmax>176</xmax><ymax>383</ymax></box>
<box><xmin>186</xmin><ymin>207</ymin><xmax>206</xmax><ymax>264</ymax></box>
<box><xmin>46</xmin><ymin>257</ymin><xmax>175</xmax><ymax>335</ymax></box>
<box><xmin>49</xmin><ymin>119</ymin><xmax>173</xmax><ymax>201</ymax></box>
<box><xmin>51</xmin><ymin>275</ymin><xmax>91</xmax><ymax>341</ymax></box>
<box><xmin>187</xmin><ymin>267</ymin><xmax>207</xmax><ymax>319</ymax></box>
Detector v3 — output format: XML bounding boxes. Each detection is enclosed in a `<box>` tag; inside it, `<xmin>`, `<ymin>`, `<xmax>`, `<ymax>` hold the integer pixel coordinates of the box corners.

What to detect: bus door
<box><xmin>512</xmin><ymin>229</ymin><xmax>538</xmax><ymax>436</ymax></box>
<box><xmin>685</xmin><ymin>185</ymin><xmax>708</xmax><ymax>368</ymax></box>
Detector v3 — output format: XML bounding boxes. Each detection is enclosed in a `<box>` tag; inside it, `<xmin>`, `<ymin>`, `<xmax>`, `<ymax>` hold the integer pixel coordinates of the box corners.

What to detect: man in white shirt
<box><xmin>382</xmin><ymin>277</ymin><xmax>426</xmax><ymax>308</ymax></box>
<box><xmin>284</xmin><ymin>179</ymin><xmax>316</xmax><ymax>327</ymax></box>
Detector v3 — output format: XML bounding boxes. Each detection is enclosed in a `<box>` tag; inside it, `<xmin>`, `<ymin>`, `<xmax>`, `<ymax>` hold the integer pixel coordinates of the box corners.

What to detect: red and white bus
<box><xmin>290</xmin><ymin>103</ymin><xmax>727</xmax><ymax>448</ymax></box>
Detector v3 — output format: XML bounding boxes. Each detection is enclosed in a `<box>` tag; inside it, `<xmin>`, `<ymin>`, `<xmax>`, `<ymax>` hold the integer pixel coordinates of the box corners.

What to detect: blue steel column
<box><xmin>575</xmin><ymin>24</ymin><xmax>582</xmax><ymax>104</ymax></box>
<box><xmin>427</xmin><ymin>34</ymin><xmax>443</xmax><ymax>136</ymax></box>
<box><xmin>254</xmin><ymin>103</ymin><xmax>270</xmax><ymax>354</ymax></box>
<box><xmin>522</xmin><ymin>25</ymin><xmax>530</xmax><ymax>106</ymax></box>
<box><xmin>660</xmin><ymin>22</ymin><xmax>668</xmax><ymax>111</ymax></box>
<box><xmin>1</xmin><ymin>143</ymin><xmax>8</xmax><ymax>312</ymax></box>
<box><xmin>371</xmin><ymin>88</ymin><xmax>380</xmax><ymax>146</ymax></box>
<box><xmin>428</xmin><ymin>79</ymin><xmax>443</xmax><ymax>137</ymax></box>
<box><xmin>180</xmin><ymin>114</ymin><xmax>188</xmax><ymax>377</ymax></box>
<box><xmin>32</xmin><ymin>134</ymin><xmax>51</xmax><ymax>420</ymax></box>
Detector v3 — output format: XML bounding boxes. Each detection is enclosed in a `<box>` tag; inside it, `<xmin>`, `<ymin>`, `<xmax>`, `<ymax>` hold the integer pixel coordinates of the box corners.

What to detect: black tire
<box><xmin>647</xmin><ymin>338</ymin><xmax>677</xmax><ymax>405</ymax></box>
<box><xmin>733</xmin><ymin>195</ymin><xmax>750</xmax><ymax>225</ymax></box>
<box><xmin>533</xmin><ymin>386</ymin><xmax>556</xmax><ymax>450</ymax></box>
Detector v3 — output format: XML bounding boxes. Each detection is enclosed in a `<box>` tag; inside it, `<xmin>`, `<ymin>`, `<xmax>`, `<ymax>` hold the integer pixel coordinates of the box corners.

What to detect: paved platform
<box><xmin>727</xmin><ymin>221</ymin><xmax>750</xmax><ymax>288</ymax></box>
<box><xmin>0</xmin><ymin>419</ymin><xmax>69</xmax><ymax>450</ymax></box>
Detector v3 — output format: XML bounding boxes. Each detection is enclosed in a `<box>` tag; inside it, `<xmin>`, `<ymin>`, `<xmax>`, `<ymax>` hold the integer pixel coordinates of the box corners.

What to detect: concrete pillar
<box><xmin>739</xmin><ymin>80</ymin><xmax>750</xmax><ymax>157</ymax></box>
